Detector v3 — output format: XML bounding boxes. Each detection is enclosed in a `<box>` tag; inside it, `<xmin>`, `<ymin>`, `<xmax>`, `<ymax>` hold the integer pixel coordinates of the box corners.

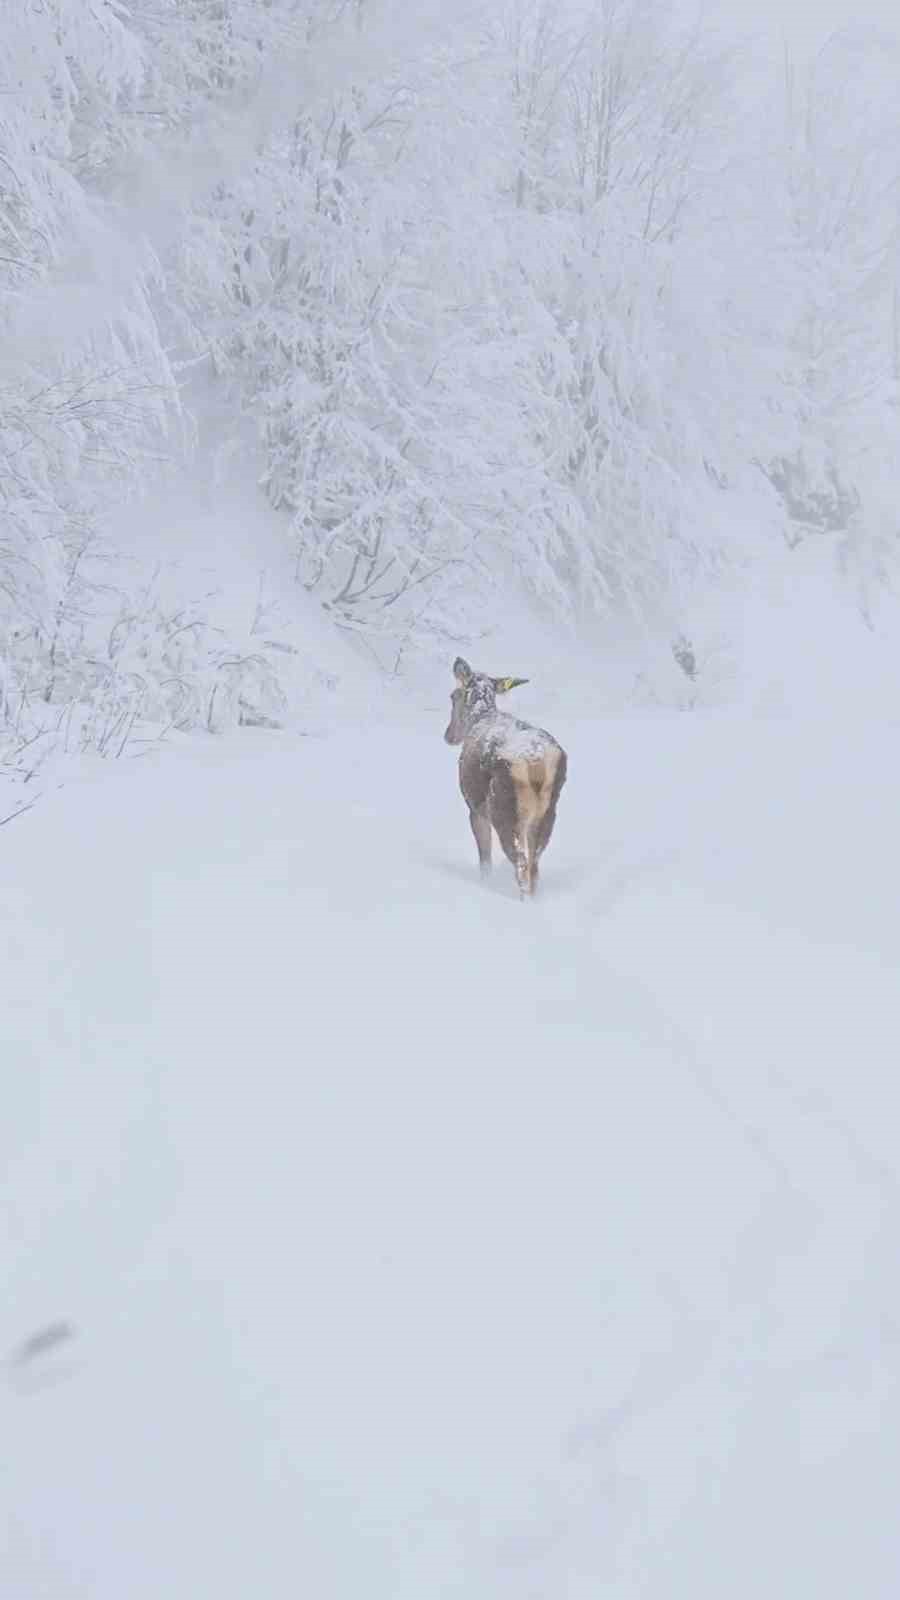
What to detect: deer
<box><xmin>444</xmin><ymin>657</ymin><xmax>567</xmax><ymax>898</ymax></box>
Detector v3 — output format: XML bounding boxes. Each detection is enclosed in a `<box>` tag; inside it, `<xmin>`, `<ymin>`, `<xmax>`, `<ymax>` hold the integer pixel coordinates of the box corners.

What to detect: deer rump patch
<box><xmin>488</xmin><ymin>747</ymin><xmax>564</xmax><ymax>845</ymax></box>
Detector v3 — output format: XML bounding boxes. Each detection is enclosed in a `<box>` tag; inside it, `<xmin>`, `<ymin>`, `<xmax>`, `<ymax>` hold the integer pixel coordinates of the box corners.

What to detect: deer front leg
<box><xmin>468</xmin><ymin>804</ymin><xmax>493</xmax><ymax>878</ymax></box>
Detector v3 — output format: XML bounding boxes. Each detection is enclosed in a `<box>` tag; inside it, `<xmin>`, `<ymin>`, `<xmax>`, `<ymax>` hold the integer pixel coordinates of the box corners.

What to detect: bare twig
<box><xmin>0</xmin><ymin>794</ymin><xmax>40</xmax><ymax>828</ymax></box>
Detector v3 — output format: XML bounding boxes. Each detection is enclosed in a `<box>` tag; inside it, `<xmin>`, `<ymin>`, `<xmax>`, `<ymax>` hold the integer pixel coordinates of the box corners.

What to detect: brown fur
<box><xmin>447</xmin><ymin>664</ymin><xmax>567</xmax><ymax>897</ymax></box>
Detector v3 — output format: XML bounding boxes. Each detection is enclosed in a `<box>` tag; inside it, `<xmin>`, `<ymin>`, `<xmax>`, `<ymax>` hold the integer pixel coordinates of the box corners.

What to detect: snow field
<box><xmin>3</xmin><ymin>707</ymin><xmax>899</xmax><ymax>1595</ymax></box>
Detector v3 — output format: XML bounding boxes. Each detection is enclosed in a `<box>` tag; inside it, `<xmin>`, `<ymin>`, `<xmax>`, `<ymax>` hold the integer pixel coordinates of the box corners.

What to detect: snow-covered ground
<box><xmin>3</xmin><ymin>697</ymin><xmax>900</xmax><ymax>1597</ymax></box>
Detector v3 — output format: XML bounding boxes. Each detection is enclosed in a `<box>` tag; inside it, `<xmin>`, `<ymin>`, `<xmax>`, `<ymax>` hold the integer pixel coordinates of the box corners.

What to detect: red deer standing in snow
<box><xmin>444</xmin><ymin>657</ymin><xmax>567</xmax><ymax>898</ymax></box>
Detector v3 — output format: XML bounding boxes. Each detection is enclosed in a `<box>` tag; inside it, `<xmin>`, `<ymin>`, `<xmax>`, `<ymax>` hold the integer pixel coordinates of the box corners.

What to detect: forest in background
<box><xmin>3</xmin><ymin>0</ymin><xmax>900</xmax><ymax>764</ymax></box>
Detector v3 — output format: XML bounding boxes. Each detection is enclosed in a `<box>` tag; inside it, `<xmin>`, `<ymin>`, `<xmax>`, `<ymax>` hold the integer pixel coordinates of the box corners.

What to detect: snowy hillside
<box><xmin>4</xmin><ymin>703</ymin><xmax>900</xmax><ymax>1597</ymax></box>
<box><xmin>5</xmin><ymin>0</ymin><xmax>900</xmax><ymax>754</ymax></box>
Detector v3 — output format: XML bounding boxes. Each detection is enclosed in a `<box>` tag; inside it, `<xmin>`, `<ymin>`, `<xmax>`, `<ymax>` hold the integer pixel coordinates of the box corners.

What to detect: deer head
<box><xmin>443</xmin><ymin>657</ymin><xmax>528</xmax><ymax>745</ymax></box>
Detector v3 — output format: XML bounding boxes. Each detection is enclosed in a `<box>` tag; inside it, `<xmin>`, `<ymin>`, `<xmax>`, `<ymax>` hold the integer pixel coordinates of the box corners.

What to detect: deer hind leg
<box><xmin>520</xmin><ymin>762</ymin><xmax>549</xmax><ymax>896</ymax></box>
<box><xmin>493</xmin><ymin>810</ymin><xmax>529</xmax><ymax>895</ymax></box>
<box><xmin>514</xmin><ymin>757</ymin><xmax>565</xmax><ymax>897</ymax></box>
<box><xmin>489</xmin><ymin>766</ymin><xmax>529</xmax><ymax>895</ymax></box>
<box><xmin>493</xmin><ymin>761</ymin><xmax>543</xmax><ymax>898</ymax></box>
<box><xmin>532</xmin><ymin>750</ymin><xmax>567</xmax><ymax>885</ymax></box>
<box><xmin>468</xmin><ymin>803</ymin><xmax>493</xmax><ymax>878</ymax></box>
<box><xmin>514</xmin><ymin>832</ymin><xmax>532</xmax><ymax>897</ymax></box>
<box><xmin>528</xmin><ymin>819</ymin><xmax>543</xmax><ymax>894</ymax></box>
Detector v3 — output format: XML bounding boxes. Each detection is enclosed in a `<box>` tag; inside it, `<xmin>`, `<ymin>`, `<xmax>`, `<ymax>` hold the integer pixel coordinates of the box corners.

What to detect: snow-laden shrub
<box><xmin>1</xmin><ymin>545</ymin><xmax>300</xmax><ymax>768</ymax></box>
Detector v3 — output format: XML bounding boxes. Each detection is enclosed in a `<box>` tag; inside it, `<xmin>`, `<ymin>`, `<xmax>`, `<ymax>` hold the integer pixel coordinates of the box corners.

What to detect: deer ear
<box><xmin>453</xmin><ymin>657</ymin><xmax>472</xmax><ymax>684</ymax></box>
<box><xmin>493</xmin><ymin>676</ymin><xmax>528</xmax><ymax>694</ymax></box>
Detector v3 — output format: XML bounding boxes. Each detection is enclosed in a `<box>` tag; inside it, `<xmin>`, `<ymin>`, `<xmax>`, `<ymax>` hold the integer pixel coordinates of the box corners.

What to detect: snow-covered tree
<box><xmin>4</xmin><ymin>0</ymin><xmax>900</xmax><ymax>727</ymax></box>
